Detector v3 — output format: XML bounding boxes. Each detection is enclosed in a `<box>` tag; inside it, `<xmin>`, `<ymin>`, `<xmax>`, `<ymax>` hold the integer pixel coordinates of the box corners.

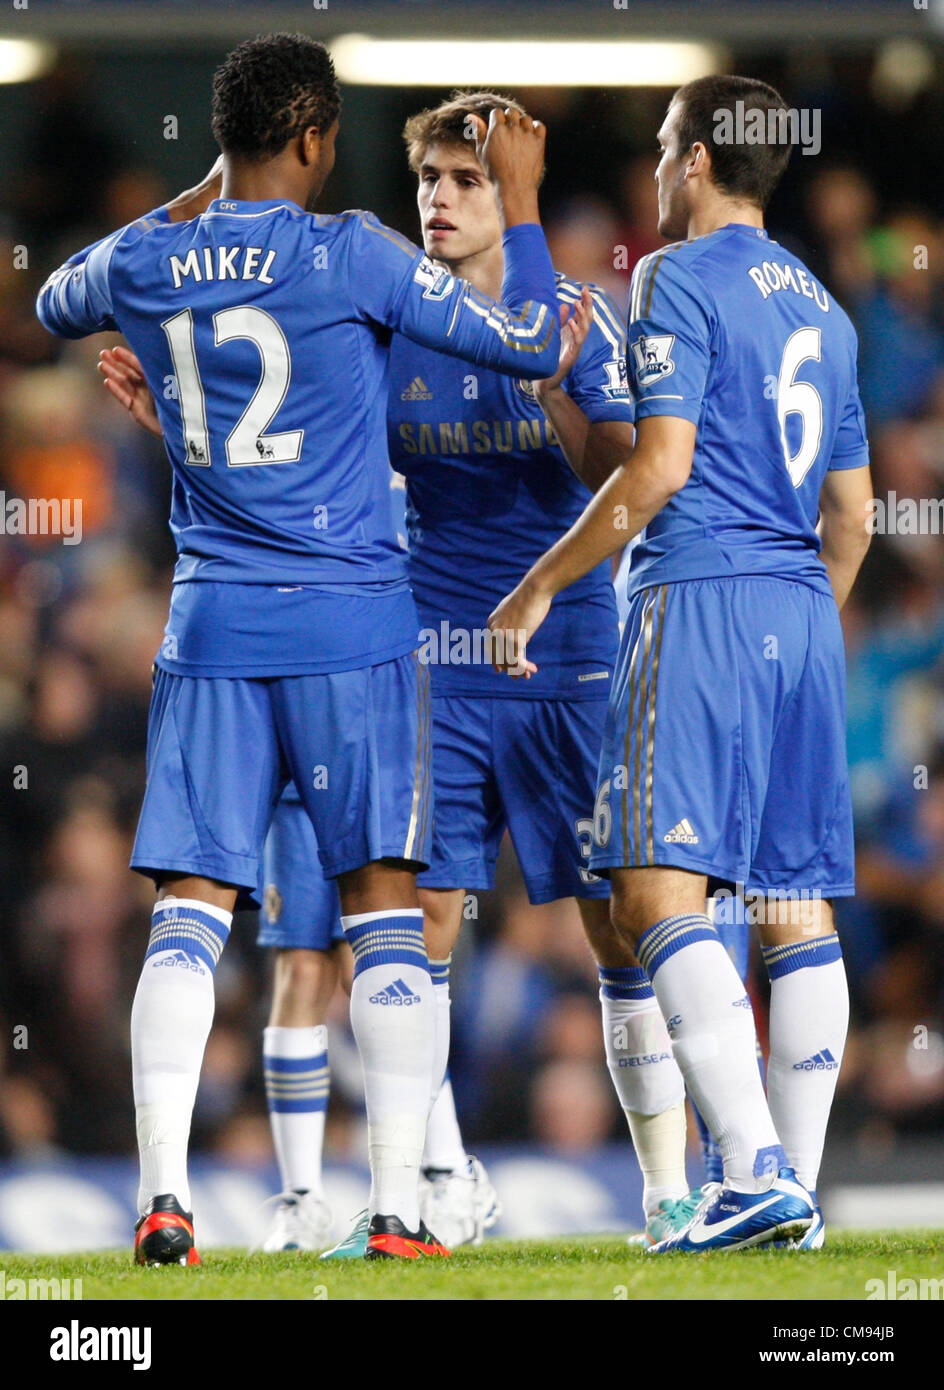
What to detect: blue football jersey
<box><xmin>389</xmin><ymin>275</ymin><xmax>634</xmax><ymax>699</ymax></box>
<box><xmin>37</xmin><ymin>202</ymin><xmax>559</xmax><ymax>675</ymax></box>
<box><xmin>624</xmin><ymin>224</ymin><xmax>869</xmax><ymax>599</ymax></box>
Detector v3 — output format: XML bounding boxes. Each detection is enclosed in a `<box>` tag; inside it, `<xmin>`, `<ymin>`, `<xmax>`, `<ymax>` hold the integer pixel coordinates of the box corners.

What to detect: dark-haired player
<box><xmin>490</xmin><ymin>74</ymin><xmax>873</xmax><ymax>1252</ymax></box>
<box><xmin>99</xmin><ymin>90</ymin><xmax>705</xmax><ymax>1257</ymax></box>
<box><xmin>37</xmin><ymin>33</ymin><xmax>562</xmax><ymax>1264</ymax></box>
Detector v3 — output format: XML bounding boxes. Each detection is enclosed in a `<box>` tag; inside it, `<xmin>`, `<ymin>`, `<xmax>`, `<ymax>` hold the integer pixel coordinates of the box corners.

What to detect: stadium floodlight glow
<box><xmin>330</xmin><ymin>36</ymin><xmax>721</xmax><ymax>88</ymax></box>
<box><xmin>0</xmin><ymin>38</ymin><xmax>55</xmax><ymax>84</ymax></box>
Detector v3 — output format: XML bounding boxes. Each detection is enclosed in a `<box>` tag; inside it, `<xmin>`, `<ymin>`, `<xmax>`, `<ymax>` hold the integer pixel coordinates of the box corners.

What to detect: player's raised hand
<box><xmin>97</xmin><ymin>345</ymin><xmax>162</xmax><ymax>439</ymax></box>
<box><xmin>469</xmin><ymin>107</ymin><xmax>545</xmax><ymax>227</ymax></box>
<box><xmin>487</xmin><ymin>580</ymin><xmax>552</xmax><ymax>679</ymax></box>
<box><xmin>534</xmin><ymin>288</ymin><xmax>595</xmax><ymax>398</ymax></box>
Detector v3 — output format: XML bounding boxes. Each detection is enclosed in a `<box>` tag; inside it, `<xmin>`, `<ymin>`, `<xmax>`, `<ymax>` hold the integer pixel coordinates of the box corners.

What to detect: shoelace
<box><xmin>330</xmin><ymin>1209</ymin><xmax>370</xmax><ymax>1251</ymax></box>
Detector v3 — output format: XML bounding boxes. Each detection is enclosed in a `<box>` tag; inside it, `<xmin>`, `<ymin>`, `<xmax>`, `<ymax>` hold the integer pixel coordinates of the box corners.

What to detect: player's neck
<box><xmin>440</xmin><ymin>241</ymin><xmax>505</xmax><ymax>301</ymax></box>
<box><xmin>687</xmin><ymin>197</ymin><xmax>764</xmax><ymax>241</ymax></box>
<box><xmin>220</xmin><ymin>156</ymin><xmax>309</xmax><ymax>210</ymax></box>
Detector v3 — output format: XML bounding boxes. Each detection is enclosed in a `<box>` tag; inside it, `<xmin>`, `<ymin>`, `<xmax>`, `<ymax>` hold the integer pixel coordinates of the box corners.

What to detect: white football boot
<box><xmin>419</xmin><ymin>1156</ymin><xmax>501</xmax><ymax>1248</ymax></box>
<box><xmin>257</xmin><ymin>1190</ymin><xmax>333</xmax><ymax>1252</ymax></box>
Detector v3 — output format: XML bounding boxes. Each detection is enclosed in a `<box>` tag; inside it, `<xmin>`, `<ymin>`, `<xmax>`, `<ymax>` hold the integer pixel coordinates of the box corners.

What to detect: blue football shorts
<box><xmin>256</xmin><ymin>787</ymin><xmax>345</xmax><ymax>951</ymax></box>
<box><xmin>131</xmin><ymin>651</ymin><xmax>433</xmax><ymax>906</ymax></box>
<box><xmin>419</xmin><ymin>692</ymin><xmax>611</xmax><ymax>905</ymax></box>
<box><xmin>588</xmin><ymin>576</ymin><xmax>854</xmax><ymax>898</ymax></box>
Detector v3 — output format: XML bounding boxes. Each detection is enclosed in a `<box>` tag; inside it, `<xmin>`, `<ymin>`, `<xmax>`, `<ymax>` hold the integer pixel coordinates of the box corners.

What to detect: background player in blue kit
<box><xmin>37</xmin><ymin>34</ymin><xmax>563</xmax><ymax>1264</ymax></box>
<box><xmin>490</xmin><ymin>74</ymin><xmax>874</xmax><ymax>1252</ymax></box>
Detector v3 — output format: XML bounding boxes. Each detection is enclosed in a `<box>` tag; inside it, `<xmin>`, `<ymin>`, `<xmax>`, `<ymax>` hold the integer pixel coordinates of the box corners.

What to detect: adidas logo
<box><xmin>793</xmin><ymin>1048</ymin><xmax>838</xmax><ymax>1072</ymax></box>
<box><xmin>664</xmin><ymin>818</ymin><xmax>699</xmax><ymax>844</ymax></box>
<box><xmin>400</xmin><ymin>376</ymin><xmax>433</xmax><ymax>402</ymax></box>
<box><xmin>153</xmin><ymin>950</ymin><xmax>205</xmax><ymax>975</ymax></box>
<box><xmin>369</xmin><ymin>978</ymin><xmax>421</xmax><ymax>1006</ymax></box>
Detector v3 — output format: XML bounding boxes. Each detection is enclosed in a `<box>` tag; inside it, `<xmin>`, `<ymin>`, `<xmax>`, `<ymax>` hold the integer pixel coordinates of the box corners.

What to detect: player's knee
<box><xmin>273</xmin><ymin>948</ymin><xmax>331</xmax><ymax>1005</ymax></box>
<box><xmin>608</xmin><ymin>901</ymin><xmax>646</xmax><ymax>950</ymax></box>
<box><xmin>419</xmin><ymin>888</ymin><xmax>464</xmax><ymax>958</ymax></box>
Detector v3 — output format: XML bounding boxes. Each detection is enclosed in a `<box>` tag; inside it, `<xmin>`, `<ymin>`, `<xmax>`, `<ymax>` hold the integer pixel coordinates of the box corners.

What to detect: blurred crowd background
<box><xmin>1</xmin><ymin>33</ymin><xmax>943</xmax><ymax>1179</ymax></box>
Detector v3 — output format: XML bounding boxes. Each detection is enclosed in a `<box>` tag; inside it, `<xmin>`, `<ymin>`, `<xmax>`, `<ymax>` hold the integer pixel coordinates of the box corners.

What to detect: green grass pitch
<box><xmin>4</xmin><ymin>1232</ymin><xmax>940</xmax><ymax>1301</ymax></box>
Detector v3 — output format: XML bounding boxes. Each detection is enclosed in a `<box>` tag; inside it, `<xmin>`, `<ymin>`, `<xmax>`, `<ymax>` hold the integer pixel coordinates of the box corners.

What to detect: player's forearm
<box><xmin>495</xmin><ymin>189</ymin><xmax>541</xmax><ymax>230</ymax></box>
<box><xmin>524</xmin><ymin>449</ymin><xmax>680</xmax><ymax>600</ymax></box>
<box><xmin>535</xmin><ymin>391</ymin><xmax>630</xmax><ymax>493</ymax></box>
<box><xmin>819</xmin><ymin>517</ymin><xmax>871</xmax><ymax>610</ymax></box>
<box><xmin>535</xmin><ymin>387</ymin><xmax>592</xmax><ymax>485</ymax></box>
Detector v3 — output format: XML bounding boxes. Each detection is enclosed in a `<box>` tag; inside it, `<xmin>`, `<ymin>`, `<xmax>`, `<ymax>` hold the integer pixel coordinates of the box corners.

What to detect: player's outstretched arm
<box><xmin>98</xmin><ymin>346</ymin><xmax>162</xmax><ymax>438</ymax></box>
<box><xmin>487</xmin><ymin>414</ymin><xmax>695</xmax><ymax>675</ymax></box>
<box><xmin>817</xmin><ymin>464</ymin><xmax>873</xmax><ymax>609</ymax></box>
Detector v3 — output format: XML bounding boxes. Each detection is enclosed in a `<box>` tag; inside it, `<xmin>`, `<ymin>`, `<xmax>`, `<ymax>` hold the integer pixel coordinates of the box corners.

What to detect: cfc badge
<box><xmin>264</xmin><ymin>883</ymin><xmax>283</xmax><ymax>923</ymax></box>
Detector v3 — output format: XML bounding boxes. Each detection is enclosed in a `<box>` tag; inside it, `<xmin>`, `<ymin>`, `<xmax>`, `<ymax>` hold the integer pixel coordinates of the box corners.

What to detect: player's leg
<box><xmin>130</xmin><ymin>668</ymin><xmax>283</xmax><ymax>1266</ymax></box>
<box><xmin>414</xmin><ymin>884</ymin><xmax>501</xmax><ymax>1247</ymax></box>
<box><xmin>421</xmin><ymin>886</ymin><xmax>465</xmax><ymax>1110</ymax></box>
<box><xmin>610</xmin><ymin>865</ymin><xmax>787</xmax><ymax>1188</ymax></box>
<box><xmin>578</xmin><ymin>896</ymin><xmax>690</xmax><ymax>1237</ymax></box>
<box><xmin>256</xmin><ymin>791</ymin><xmax>347</xmax><ymax>1250</ymax></box>
<box><xmin>276</xmin><ymin>656</ymin><xmax>446</xmax><ymax>1258</ymax></box>
<box><xmin>756</xmin><ymin>895</ymin><xmax>845</xmax><ymax>1249</ymax></box>
<box><xmin>748</xmin><ymin>585</ymin><xmax>855</xmax><ymax>1246</ymax></box>
<box><xmin>590</xmin><ymin>582</ymin><xmax>813</xmax><ymax>1250</ymax></box>
<box><xmin>411</xmin><ymin>693</ymin><xmax>504</xmax><ymax>1246</ymax></box>
<box><xmin>496</xmin><ymin>694</ymin><xmax>692</xmax><ymax>1237</ymax></box>
<box><xmin>690</xmin><ymin>889</ymin><xmax>756</xmax><ymax>1186</ymax></box>
<box><xmin>130</xmin><ymin>873</ymin><xmax>237</xmax><ymax>1266</ymax></box>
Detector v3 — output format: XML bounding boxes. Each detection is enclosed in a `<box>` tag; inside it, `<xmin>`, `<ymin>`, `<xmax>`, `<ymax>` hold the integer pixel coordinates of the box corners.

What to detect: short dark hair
<box><xmin>671</xmin><ymin>74</ymin><xmax>792</xmax><ymax>209</ymax></box>
<box><xmin>211</xmin><ymin>33</ymin><xmax>341</xmax><ymax>162</ymax></box>
<box><xmin>402</xmin><ymin>90</ymin><xmax>530</xmax><ymax>172</ymax></box>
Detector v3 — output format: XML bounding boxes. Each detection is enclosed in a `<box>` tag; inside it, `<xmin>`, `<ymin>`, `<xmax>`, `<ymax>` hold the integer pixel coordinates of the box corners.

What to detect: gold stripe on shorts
<box><xmin>403</xmin><ymin>653</ymin><xmax>426</xmax><ymax>861</ymax></box>
<box><xmin>621</xmin><ymin>588</ymin><xmax>654</xmax><ymax>865</ymax></box>
<box><xmin>644</xmin><ymin>586</ymin><xmax>668</xmax><ymax>863</ymax></box>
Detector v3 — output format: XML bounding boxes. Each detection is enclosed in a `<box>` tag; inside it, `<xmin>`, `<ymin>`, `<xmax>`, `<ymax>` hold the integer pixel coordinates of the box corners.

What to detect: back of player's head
<box><xmin>671</xmin><ymin>74</ymin><xmax>792</xmax><ymax>209</ymax></box>
<box><xmin>212</xmin><ymin>33</ymin><xmax>341</xmax><ymax>162</ymax></box>
<box><xmin>402</xmin><ymin>90</ymin><xmax>531</xmax><ymax>172</ymax></box>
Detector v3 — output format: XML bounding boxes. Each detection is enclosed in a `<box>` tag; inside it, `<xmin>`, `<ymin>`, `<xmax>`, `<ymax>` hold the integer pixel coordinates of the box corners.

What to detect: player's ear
<box><xmin>686</xmin><ymin>141</ymin><xmax>709</xmax><ymax>180</ymax></box>
<box><xmin>299</xmin><ymin>125</ymin><xmax>322</xmax><ymax>167</ymax></box>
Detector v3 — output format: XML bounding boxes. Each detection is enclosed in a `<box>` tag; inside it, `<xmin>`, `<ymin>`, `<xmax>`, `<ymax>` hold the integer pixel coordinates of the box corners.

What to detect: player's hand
<box><xmin>165</xmin><ymin>155</ymin><xmax>224</xmax><ymax>223</ymax></box>
<box><xmin>487</xmin><ymin>580</ymin><xmax>552</xmax><ymax>678</ymax></box>
<box><xmin>534</xmin><ymin>288</ymin><xmax>594</xmax><ymax>398</ymax></box>
<box><xmin>97</xmin><ymin>345</ymin><xmax>162</xmax><ymax>438</ymax></box>
<box><xmin>469</xmin><ymin>107</ymin><xmax>545</xmax><ymax>227</ymax></box>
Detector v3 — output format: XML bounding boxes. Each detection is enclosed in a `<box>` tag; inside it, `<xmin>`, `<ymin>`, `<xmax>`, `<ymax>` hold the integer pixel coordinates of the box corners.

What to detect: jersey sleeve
<box><xmin>36</xmin><ymin>207</ymin><xmax>170</xmax><ymax>339</ymax></box>
<box><xmin>563</xmin><ymin>283</ymin><xmax>635</xmax><ymax>425</ymax></box>
<box><xmin>625</xmin><ymin>252</ymin><xmax>714</xmax><ymax>425</ymax></box>
<box><xmin>827</xmin><ymin>376</ymin><xmax>870</xmax><ymax>471</ymax></box>
<box><xmin>346</xmin><ymin>211</ymin><xmax>560</xmax><ymax>379</ymax></box>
